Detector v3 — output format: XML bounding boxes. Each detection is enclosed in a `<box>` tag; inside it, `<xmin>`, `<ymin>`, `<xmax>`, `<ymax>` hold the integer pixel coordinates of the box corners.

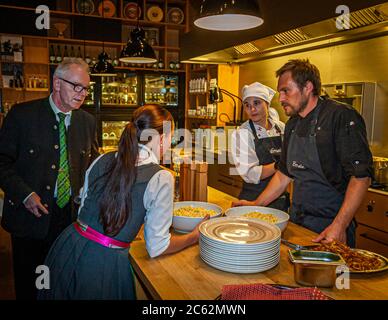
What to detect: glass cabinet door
<box><xmin>101</xmin><ymin>73</ymin><xmax>138</xmax><ymax>107</ymax></box>
<box><xmin>83</xmin><ymin>81</ymin><xmax>95</xmax><ymax>106</ymax></box>
<box><xmin>144</xmin><ymin>74</ymin><xmax>178</xmax><ymax>107</ymax></box>
<box><xmin>101</xmin><ymin>120</ymin><xmax>127</xmax><ymax>153</ymax></box>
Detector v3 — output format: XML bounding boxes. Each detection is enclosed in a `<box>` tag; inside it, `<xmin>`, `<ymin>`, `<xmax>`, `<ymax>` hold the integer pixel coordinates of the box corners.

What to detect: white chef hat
<box><xmin>241</xmin><ymin>82</ymin><xmax>276</xmax><ymax>104</ymax></box>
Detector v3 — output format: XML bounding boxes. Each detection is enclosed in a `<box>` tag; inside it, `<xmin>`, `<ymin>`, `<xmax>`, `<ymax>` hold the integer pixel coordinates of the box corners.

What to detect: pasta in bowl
<box><xmin>225</xmin><ymin>206</ymin><xmax>289</xmax><ymax>232</ymax></box>
<box><xmin>173</xmin><ymin>201</ymin><xmax>223</xmax><ymax>233</ymax></box>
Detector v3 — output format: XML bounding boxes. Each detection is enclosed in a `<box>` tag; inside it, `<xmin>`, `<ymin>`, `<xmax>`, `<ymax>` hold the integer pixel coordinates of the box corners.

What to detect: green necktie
<box><xmin>56</xmin><ymin>112</ymin><xmax>71</xmax><ymax>208</ymax></box>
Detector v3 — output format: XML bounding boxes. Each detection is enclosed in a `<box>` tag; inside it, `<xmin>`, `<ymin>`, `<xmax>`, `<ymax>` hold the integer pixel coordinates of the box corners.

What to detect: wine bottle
<box><xmin>70</xmin><ymin>46</ymin><xmax>75</xmax><ymax>57</ymax></box>
<box><xmin>63</xmin><ymin>45</ymin><xmax>69</xmax><ymax>59</ymax></box>
<box><xmin>158</xmin><ymin>58</ymin><xmax>164</xmax><ymax>69</ymax></box>
<box><xmin>77</xmin><ymin>46</ymin><xmax>83</xmax><ymax>58</ymax></box>
<box><xmin>49</xmin><ymin>45</ymin><xmax>56</xmax><ymax>63</ymax></box>
<box><xmin>56</xmin><ymin>45</ymin><xmax>62</xmax><ymax>63</ymax></box>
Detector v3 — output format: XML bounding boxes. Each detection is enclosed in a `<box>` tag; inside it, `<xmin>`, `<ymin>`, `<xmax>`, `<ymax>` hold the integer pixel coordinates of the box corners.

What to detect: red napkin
<box><xmin>221</xmin><ymin>283</ymin><xmax>331</xmax><ymax>300</ymax></box>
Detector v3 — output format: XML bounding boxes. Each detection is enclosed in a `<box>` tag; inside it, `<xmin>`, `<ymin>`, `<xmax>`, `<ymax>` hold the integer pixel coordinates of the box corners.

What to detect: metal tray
<box><xmin>288</xmin><ymin>250</ymin><xmax>346</xmax><ymax>266</ymax></box>
<box><xmin>288</xmin><ymin>250</ymin><xmax>345</xmax><ymax>288</ymax></box>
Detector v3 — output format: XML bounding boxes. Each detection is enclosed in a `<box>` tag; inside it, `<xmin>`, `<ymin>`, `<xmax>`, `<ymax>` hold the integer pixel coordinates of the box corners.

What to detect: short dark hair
<box><xmin>275</xmin><ymin>59</ymin><xmax>321</xmax><ymax>96</ymax></box>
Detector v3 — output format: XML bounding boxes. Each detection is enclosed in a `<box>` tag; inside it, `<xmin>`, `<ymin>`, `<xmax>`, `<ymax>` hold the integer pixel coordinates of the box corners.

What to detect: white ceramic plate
<box><xmin>199</xmin><ymin>217</ymin><xmax>281</xmax><ymax>246</ymax></box>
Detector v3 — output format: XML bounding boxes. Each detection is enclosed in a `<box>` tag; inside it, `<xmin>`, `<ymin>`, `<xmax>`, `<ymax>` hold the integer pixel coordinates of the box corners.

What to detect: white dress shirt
<box><xmin>79</xmin><ymin>144</ymin><xmax>173</xmax><ymax>258</ymax></box>
<box><xmin>231</xmin><ymin>118</ymin><xmax>285</xmax><ymax>184</ymax></box>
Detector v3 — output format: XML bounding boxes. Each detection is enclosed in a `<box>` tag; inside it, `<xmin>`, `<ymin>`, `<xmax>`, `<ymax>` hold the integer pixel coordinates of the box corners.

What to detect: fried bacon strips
<box><xmin>312</xmin><ymin>241</ymin><xmax>382</xmax><ymax>271</ymax></box>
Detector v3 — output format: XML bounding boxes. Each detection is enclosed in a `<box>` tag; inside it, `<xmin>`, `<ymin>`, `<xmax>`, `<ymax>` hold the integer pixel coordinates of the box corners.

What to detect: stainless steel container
<box><xmin>288</xmin><ymin>250</ymin><xmax>346</xmax><ymax>288</ymax></box>
<box><xmin>373</xmin><ymin>156</ymin><xmax>388</xmax><ymax>185</ymax></box>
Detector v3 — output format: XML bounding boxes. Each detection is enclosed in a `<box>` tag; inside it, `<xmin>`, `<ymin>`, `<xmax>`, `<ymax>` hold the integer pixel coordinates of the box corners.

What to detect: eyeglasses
<box><xmin>59</xmin><ymin>78</ymin><xmax>89</xmax><ymax>93</ymax></box>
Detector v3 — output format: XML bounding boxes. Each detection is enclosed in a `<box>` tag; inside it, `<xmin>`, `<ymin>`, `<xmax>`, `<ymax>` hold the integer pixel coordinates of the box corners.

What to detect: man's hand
<box><xmin>232</xmin><ymin>199</ymin><xmax>257</xmax><ymax>207</ymax></box>
<box><xmin>312</xmin><ymin>222</ymin><xmax>347</xmax><ymax>244</ymax></box>
<box><xmin>24</xmin><ymin>192</ymin><xmax>49</xmax><ymax>218</ymax></box>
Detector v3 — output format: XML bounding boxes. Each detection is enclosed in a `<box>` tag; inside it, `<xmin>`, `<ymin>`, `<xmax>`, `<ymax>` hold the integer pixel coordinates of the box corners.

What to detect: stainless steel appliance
<box><xmin>321</xmin><ymin>82</ymin><xmax>376</xmax><ymax>142</ymax></box>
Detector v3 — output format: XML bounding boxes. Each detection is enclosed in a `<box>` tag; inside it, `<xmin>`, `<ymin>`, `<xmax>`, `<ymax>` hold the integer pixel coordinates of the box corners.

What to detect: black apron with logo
<box><xmin>287</xmin><ymin>100</ymin><xmax>356</xmax><ymax>247</ymax></box>
<box><xmin>239</xmin><ymin>120</ymin><xmax>289</xmax><ymax>211</ymax></box>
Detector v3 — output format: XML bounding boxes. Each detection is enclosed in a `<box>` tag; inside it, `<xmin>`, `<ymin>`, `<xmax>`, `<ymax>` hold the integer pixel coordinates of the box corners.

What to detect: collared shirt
<box><xmin>278</xmin><ymin>97</ymin><xmax>373</xmax><ymax>194</ymax></box>
<box><xmin>231</xmin><ymin>118</ymin><xmax>285</xmax><ymax>184</ymax></box>
<box><xmin>79</xmin><ymin>144</ymin><xmax>173</xmax><ymax>258</ymax></box>
<box><xmin>49</xmin><ymin>94</ymin><xmax>72</xmax><ymax>198</ymax></box>
<box><xmin>49</xmin><ymin>94</ymin><xmax>72</xmax><ymax>128</ymax></box>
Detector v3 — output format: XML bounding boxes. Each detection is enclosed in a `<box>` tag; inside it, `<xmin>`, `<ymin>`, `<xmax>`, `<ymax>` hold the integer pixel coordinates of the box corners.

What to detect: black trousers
<box><xmin>11</xmin><ymin>202</ymin><xmax>72</xmax><ymax>300</ymax></box>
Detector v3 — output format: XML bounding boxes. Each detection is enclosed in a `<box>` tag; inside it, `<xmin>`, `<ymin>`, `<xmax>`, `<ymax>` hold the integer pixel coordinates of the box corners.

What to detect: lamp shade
<box><xmin>90</xmin><ymin>51</ymin><xmax>117</xmax><ymax>76</ymax></box>
<box><xmin>120</xmin><ymin>28</ymin><xmax>157</xmax><ymax>64</ymax></box>
<box><xmin>194</xmin><ymin>0</ymin><xmax>264</xmax><ymax>31</ymax></box>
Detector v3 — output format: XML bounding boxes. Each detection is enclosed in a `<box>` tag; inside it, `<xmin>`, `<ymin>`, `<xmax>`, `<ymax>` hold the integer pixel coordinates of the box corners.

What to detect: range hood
<box><xmin>183</xmin><ymin>3</ymin><xmax>388</xmax><ymax>64</ymax></box>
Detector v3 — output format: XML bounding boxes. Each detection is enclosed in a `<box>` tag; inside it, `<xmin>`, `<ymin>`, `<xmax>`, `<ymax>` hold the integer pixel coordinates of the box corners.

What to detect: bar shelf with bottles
<box><xmin>101</xmin><ymin>73</ymin><xmax>138</xmax><ymax>107</ymax></box>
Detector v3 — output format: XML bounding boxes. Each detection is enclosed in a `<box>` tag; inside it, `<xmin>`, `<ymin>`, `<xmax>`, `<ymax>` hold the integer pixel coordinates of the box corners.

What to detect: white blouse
<box><xmin>79</xmin><ymin>144</ymin><xmax>173</xmax><ymax>258</ymax></box>
<box><xmin>231</xmin><ymin>118</ymin><xmax>285</xmax><ymax>184</ymax></box>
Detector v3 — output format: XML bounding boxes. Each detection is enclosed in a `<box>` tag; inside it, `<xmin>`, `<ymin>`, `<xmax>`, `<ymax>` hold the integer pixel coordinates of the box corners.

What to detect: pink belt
<box><xmin>73</xmin><ymin>220</ymin><xmax>131</xmax><ymax>249</ymax></box>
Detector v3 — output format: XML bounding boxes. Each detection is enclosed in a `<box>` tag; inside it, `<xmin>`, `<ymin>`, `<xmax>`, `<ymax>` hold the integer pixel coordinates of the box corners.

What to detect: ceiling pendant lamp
<box><xmin>90</xmin><ymin>1</ymin><xmax>117</xmax><ymax>76</ymax></box>
<box><xmin>119</xmin><ymin>0</ymin><xmax>157</xmax><ymax>64</ymax></box>
<box><xmin>194</xmin><ymin>0</ymin><xmax>264</xmax><ymax>31</ymax></box>
<box><xmin>90</xmin><ymin>50</ymin><xmax>117</xmax><ymax>76</ymax></box>
<box><xmin>120</xmin><ymin>27</ymin><xmax>157</xmax><ymax>64</ymax></box>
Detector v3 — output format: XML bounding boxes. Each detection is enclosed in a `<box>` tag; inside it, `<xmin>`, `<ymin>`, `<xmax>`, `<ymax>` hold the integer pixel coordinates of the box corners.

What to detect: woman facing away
<box><xmin>38</xmin><ymin>104</ymin><xmax>204</xmax><ymax>300</ymax></box>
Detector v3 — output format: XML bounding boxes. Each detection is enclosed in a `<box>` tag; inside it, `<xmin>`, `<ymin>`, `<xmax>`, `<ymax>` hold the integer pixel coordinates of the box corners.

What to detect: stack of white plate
<box><xmin>199</xmin><ymin>217</ymin><xmax>281</xmax><ymax>274</ymax></box>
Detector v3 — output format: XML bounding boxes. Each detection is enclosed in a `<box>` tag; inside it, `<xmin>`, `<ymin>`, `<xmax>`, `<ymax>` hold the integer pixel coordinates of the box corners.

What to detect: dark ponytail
<box><xmin>99</xmin><ymin>104</ymin><xmax>173</xmax><ymax>236</ymax></box>
<box><xmin>99</xmin><ymin>122</ymin><xmax>138</xmax><ymax>236</ymax></box>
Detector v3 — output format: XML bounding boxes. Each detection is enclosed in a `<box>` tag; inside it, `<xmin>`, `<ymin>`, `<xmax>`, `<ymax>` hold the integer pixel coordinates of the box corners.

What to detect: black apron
<box><xmin>239</xmin><ymin>120</ymin><xmax>289</xmax><ymax>211</ymax></box>
<box><xmin>287</xmin><ymin>100</ymin><xmax>356</xmax><ymax>247</ymax></box>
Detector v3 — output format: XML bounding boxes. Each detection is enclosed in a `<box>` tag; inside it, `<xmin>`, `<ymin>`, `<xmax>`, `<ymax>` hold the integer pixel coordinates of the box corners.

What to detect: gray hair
<box><xmin>53</xmin><ymin>57</ymin><xmax>89</xmax><ymax>78</ymax></box>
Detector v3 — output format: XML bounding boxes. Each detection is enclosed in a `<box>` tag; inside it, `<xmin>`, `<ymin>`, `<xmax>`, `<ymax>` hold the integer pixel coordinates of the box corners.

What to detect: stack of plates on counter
<box><xmin>199</xmin><ymin>217</ymin><xmax>281</xmax><ymax>274</ymax></box>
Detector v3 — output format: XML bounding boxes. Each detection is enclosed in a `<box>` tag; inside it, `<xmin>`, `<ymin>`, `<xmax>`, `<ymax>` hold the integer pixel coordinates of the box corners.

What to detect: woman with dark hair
<box><xmin>38</xmin><ymin>104</ymin><xmax>202</xmax><ymax>300</ymax></box>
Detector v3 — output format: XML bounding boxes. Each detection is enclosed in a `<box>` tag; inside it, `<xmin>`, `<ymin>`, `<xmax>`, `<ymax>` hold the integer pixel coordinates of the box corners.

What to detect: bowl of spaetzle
<box><xmin>225</xmin><ymin>206</ymin><xmax>289</xmax><ymax>232</ymax></box>
<box><xmin>173</xmin><ymin>201</ymin><xmax>223</xmax><ymax>233</ymax></box>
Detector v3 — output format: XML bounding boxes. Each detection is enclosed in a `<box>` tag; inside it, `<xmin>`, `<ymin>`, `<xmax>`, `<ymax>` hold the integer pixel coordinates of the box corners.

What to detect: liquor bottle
<box><xmin>63</xmin><ymin>45</ymin><xmax>69</xmax><ymax>59</ymax></box>
<box><xmin>84</xmin><ymin>54</ymin><xmax>91</xmax><ymax>65</ymax></box>
<box><xmin>70</xmin><ymin>46</ymin><xmax>75</xmax><ymax>57</ymax></box>
<box><xmin>77</xmin><ymin>46</ymin><xmax>83</xmax><ymax>58</ymax></box>
<box><xmin>56</xmin><ymin>45</ymin><xmax>62</xmax><ymax>63</ymax></box>
<box><xmin>112</xmin><ymin>56</ymin><xmax>119</xmax><ymax>66</ymax></box>
<box><xmin>158</xmin><ymin>58</ymin><xmax>164</xmax><ymax>69</ymax></box>
<box><xmin>49</xmin><ymin>45</ymin><xmax>56</xmax><ymax>63</ymax></box>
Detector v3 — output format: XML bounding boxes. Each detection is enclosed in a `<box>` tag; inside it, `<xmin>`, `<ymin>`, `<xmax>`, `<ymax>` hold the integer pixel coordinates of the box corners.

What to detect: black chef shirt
<box><xmin>277</xmin><ymin>97</ymin><xmax>373</xmax><ymax>194</ymax></box>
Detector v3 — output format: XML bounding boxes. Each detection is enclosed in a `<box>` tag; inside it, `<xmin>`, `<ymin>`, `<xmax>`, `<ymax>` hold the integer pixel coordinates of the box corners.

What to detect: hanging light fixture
<box><xmin>91</xmin><ymin>0</ymin><xmax>117</xmax><ymax>76</ymax></box>
<box><xmin>90</xmin><ymin>50</ymin><xmax>117</xmax><ymax>76</ymax></box>
<box><xmin>119</xmin><ymin>0</ymin><xmax>157</xmax><ymax>64</ymax></box>
<box><xmin>194</xmin><ymin>0</ymin><xmax>264</xmax><ymax>31</ymax></box>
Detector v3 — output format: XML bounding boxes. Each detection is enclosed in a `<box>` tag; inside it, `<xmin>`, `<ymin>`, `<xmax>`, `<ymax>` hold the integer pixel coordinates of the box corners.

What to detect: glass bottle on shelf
<box><xmin>84</xmin><ymin>54</ymin><xmax>91</xmax><ymax>65</ymax></box>
<box><xmin>63</xmin><ymin>45</ymin><xmax>69</xmax><ymax>59</ymax></box>
<box><xmin>77</xmin><ymin>46</ymin><xmax>83</xmax><ymax>58</ymax></box>
<box><xmin>56</xmin><ymin>45</ymin><xmax>62</xmax><ymax>63</ymax></box>
<box><xmin>49</xmin><ymin>45</ymin><xmax>56</xmax><ymax>63</ymax></box>
<box><xmin>158</xmin><ymin>58</ymin><xmax>164</xmax><ymax>69</ymax></box>
<box><xmin>70</xmin><ymin>46</ymin><xmax>75</xmax><ymax>57</ymax></box>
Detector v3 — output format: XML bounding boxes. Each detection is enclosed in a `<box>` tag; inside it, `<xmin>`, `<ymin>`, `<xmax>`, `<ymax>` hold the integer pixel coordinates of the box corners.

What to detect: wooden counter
<box><xmin>129</xmin><ymin>187</ymin><xmax>388</xmax><ymax>300</ymax></box>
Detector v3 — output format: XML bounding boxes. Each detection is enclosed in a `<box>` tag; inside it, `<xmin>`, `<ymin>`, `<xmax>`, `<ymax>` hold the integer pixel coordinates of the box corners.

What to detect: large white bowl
<box><xmin>225</xmin><ymin>206</ymin><xmax>289</xmax><ymax>232</ymax></box>
<box><xmin>173</xmin><ymin>201</ymin><xmax>223</xmax><ymax>233</ymax></box>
